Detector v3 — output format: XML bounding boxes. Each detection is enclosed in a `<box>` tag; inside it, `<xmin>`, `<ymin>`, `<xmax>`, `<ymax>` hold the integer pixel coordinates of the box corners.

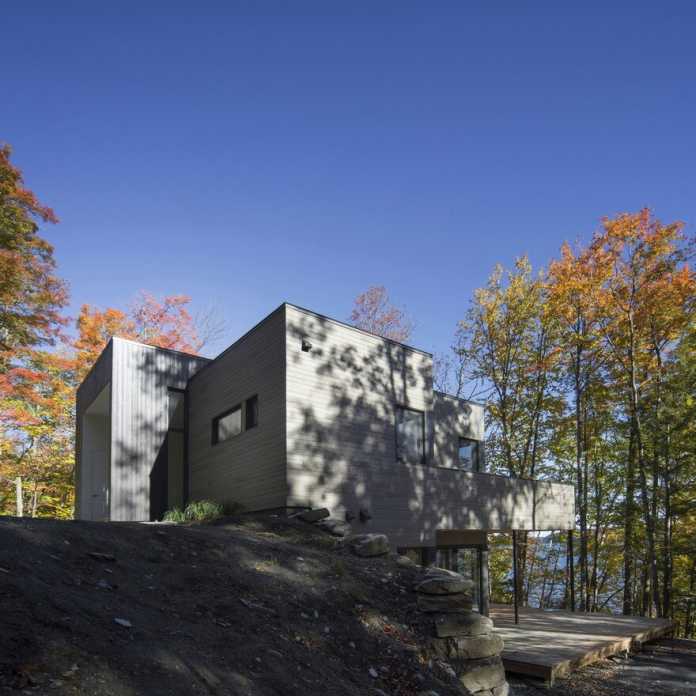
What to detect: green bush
<box><xmin>162</xmin><ymin>500</ymin><xmax>224</xmax><ymax>523</ymax></box>
<box><xmin>184</xmin><ymin>500</ymin><xmax>224</xmax><ymax>521</ymax></box>
<box><xmin>162</xmin><ymin>507</ymin><xmax>186</xmax><ymax>522</ymax></box>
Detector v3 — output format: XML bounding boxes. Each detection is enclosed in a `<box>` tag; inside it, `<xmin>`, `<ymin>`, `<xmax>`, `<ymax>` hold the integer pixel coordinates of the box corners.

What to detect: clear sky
<box><xmin>4</xmin><ymin>2</ymin><xmax>695</xmax><ymax>356</ymax></box>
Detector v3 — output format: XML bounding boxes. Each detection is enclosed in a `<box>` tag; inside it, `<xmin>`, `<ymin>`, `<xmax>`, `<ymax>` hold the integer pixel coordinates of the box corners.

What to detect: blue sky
<box><xmin>4</xmin><ymin>2</ymin><xmax>696</xmax><ymax>356</ymax></box>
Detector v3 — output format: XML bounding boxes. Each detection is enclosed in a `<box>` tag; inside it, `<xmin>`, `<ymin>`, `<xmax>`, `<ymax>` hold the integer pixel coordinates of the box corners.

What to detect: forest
<box><xmin>1</xmin><ymin>144</ymin><xmax>695</xmax><ymax>636</ymax></box>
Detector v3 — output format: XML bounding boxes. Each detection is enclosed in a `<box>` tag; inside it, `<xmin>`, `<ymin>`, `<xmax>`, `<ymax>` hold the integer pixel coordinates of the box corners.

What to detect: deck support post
<box><xmin>568</xmin><ymin>529</ymin><xmax>576</xmax><ymax>612</ymax></box>
<box><xmin>480</xmin><ymin>546</ymin><xmax>490</xmax><ymax>617</ymax></box>
<box><xmin>512</xmin><ymin>530</ymin><xmax>519</xmax><ymax>625</ymax></box>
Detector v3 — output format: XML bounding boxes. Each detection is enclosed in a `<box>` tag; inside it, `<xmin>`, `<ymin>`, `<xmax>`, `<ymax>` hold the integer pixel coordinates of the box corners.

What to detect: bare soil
<box><xmin>0</xmin><ymin>514</ymin><xmax>465</xmax><ymax>696</ymax></box>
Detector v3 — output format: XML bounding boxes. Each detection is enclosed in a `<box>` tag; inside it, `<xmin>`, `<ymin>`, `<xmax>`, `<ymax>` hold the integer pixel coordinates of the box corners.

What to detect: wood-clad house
<box><xmin>76</xmin><ymin>302</ymin><xmax>575</xmax><ymax>613</ymax></box>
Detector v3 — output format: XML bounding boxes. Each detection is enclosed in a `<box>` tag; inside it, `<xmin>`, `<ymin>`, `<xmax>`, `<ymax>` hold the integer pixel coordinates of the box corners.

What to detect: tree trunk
<box><xmin>623</xmin><ymin>428</ymin><xmax>636</xmax><ymax>615</ymax></box>
<box><xmin>15</xmin><ymin>477</ymin><xmax>23</xmax><ymax>517</ymax></box>
<box><xmin>30</xmin><ymin>484</ymin><xmax>39</xmax><ymax>518</ymax></box>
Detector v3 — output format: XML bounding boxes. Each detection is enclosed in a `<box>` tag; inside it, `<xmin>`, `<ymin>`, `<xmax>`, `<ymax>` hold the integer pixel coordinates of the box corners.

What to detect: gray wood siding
<box><xmin>284</xmin><ymin>304</ymin><xmax>574</xmax><ymax>547</ymax></box>
<box><xmin>433</xmin><ymin>391</ymin><xmax>484</xmax><ymax>467</ymax></box>
<box><xmin>285</xmin><ymin>304</ymin><xmax>435</xmax><ymax>545</ymax></box>
<box><xmin>110</xmin><ymin>338</ymin><xmax>210</xmax><ymax>521</ymax></box>
<box><xmin>186</xmin><ymin>307</ymin><xmax>287</xmax><ymax>511</ymax></box>
<box><xmin>75</xmin><ymin>341</ymin><xmax>113</xmax><ymax>519</ymax></box>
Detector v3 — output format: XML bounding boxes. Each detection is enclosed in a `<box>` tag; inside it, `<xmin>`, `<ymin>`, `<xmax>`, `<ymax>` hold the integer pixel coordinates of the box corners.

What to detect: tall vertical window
<box><xmin>396</xmin><ymin>406</ymin><xmax>425</xmax><ymax>463</ymax></box>
<box><xmin>245</xmin><ymin>395</ymin><xmax>259</xmax><ymax>429</ymax></box>
<box><xmin>458</xmin><ymin>437</ymin><xmax>480</xmax><ymax>471</ymax></box>
<box><xmin>167</xmin><ymin>388</ymin><xmax>185</xmax><ymax>432</ymax></box>
<box><xmin>436</xmin><ymin>547</ymin><xmax>482</xmax><ymax>612</ymax></box>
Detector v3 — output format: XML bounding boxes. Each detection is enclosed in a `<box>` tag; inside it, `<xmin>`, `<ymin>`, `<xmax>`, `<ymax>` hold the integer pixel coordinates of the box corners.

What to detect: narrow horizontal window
<box><xmin>212</xmin><ymin>405</ymin><xmax>242</xmax><ymax>445</ymax></box>
<box><xmin>245</xmin><ymin>395</ymin><xmax>258</xmax><ymax>429</ymax></box>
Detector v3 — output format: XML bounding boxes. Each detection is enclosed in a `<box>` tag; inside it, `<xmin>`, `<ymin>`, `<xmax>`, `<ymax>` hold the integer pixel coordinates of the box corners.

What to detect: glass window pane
<box><xmin>396</xmin><ymin>407</ymin><xmax>424</xmax><ymax>462</ymax></box>
<box><xmin>455</xmin><ymin>548</ymin><xmax>480</xmax><ymax>612</ymax></box>
<box><xmin>246</xmin><ymin>395</ymin><xmax>258</xmax><ymax>429</ymax></box>
<box><xmin>458</xmin><ymin>438</ymin><xmax>478</xmax><ymax>471</ymax></box>
<box><xmin>217</xmin><ymin>407</ymin><xmax>242</xmax><ymax>442</ymax></box>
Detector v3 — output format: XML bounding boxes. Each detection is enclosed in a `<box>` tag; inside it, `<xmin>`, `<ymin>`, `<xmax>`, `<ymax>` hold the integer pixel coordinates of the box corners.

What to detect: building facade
<box><xmin>76</xmin><ymin>303</ymin><xmax>575</xmax><ymax>612</ymax></box>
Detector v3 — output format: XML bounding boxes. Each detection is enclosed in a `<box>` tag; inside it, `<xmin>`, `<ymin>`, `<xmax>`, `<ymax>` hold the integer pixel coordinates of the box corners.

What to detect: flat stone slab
<box><xmin>434</xmin><ymin>612</ymin><xmax>494</xmax><ymax>638</ymax></box>
<box><xmin>418</xmin><ymin>593</ymin><xmax>473</xmax><ymax>613</ymax></box>
<box><xmin>416</xmin><ymin>575</ymin><xmax>473</xmax><ymax>596</ymax></box>
<box><xmin>430</xmin><ymin>633</ymin><xmax>503</xmax><ymax>661</ymax></box>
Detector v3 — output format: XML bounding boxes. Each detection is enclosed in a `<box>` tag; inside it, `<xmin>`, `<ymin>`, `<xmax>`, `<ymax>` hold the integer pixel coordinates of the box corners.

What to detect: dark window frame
<box><xmin>212</xmin><ymin>404</ymin><xmax>242</xmax><ymax>445</ymax></box>
<box><xmin>211</xmin><ymin>394</ymin><xmax>259</xmax><ymax>445</ymax></box>
<box><xmin>395</xmin><ymin>405</ymin><xmax>426</xmax><ymax>464</ymax></box>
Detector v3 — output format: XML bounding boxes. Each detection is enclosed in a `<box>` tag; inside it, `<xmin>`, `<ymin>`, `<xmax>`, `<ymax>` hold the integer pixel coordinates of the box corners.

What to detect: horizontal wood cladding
<box><xmin>284</xmin><ymin>305</ymin><xmax>573</xmax><ymax>547</ymax></box>
<box><xmin>285</xmin><ymin>304</ymin><xmax>435</xmax><ymax>545</ymax></box>
<box><xmin>433</xmin><ymin>391</ymin><xmax>484</xmax><ymax>467</ymax></box>
<box><xmin>187</xmin><ymin>307</ymin><xmax>286</xmax><ymax>511</ymax></box>
<box><xmin>110</xmin><ymin>339</ymin><xmax>210</xmax><ymax>521</ymax></box>
<box><xmin>288</xmin><ymin>461</ymin><xmax>574</xmax><ymax>547</ymax></box>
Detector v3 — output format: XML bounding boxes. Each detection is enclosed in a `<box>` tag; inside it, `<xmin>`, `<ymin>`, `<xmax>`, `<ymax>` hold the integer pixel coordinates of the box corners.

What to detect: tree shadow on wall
<box><xmin>285</xmin><ymin>312</ymin><xmax>543</xmax><ymax>547</ymax></box>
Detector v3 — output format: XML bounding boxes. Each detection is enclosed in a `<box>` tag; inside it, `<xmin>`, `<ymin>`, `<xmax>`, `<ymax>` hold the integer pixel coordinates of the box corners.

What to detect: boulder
<box><xmin>351</xmin><ymin>534</ymin><xmax>390</xmax><ymax>557</ymax></box>
<box><xmin>297</xmin><ymin>508</ymin><xmax>330</xmax><ymax>523</ymax></box>
<box><xmin>492</xmin><ymin>684</ymin><xmax>510</xmax><ymax>696</ymax></box>
<box><xmin>316</xmin><ymin>518</ymin><xmax>351</xmax><ymax>537</ymax></box>
<box><xmin>415</xmin><ymin>575</ymin><xmax>473</xmax><ymax>596</ymax></box>
<box><xmin>434</xmin><ymin>612</ymin><xmax>494</xmax><ymax>638</ymax></box>
<box><xmin>396</xmin><ymin>555</ymin><xmax>418</xmax><ymax>568</ymax></box>
<box><xmin>457</xmin><ymin>657</ymin><xmax>506</xmax><ymax>694</ymax></box>
<box><xmin>417</xmin><ymin>594</ymin><xmax>473</xmax><ymax>613</ymax></box>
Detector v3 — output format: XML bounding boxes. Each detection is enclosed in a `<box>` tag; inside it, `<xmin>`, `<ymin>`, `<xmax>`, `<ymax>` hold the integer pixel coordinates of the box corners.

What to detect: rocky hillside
<box><xmin>0</xmin><ymin>513</ymin><xmax>505</xmax><ymax>696</ymax></box>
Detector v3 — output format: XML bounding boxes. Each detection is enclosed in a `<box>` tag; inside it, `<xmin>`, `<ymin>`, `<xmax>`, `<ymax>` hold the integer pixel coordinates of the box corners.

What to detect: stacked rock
<box><xmin>415</xmin><ymin>567</ymin><xmax>510</xmax><ymax>696</ymax></box>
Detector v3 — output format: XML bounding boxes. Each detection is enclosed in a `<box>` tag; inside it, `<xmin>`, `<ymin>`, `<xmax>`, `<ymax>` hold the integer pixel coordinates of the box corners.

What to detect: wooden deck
<box><xmin>490</xmin><ymin>604</ymin><xmax>674</xmax><ymax>685</ymax></box>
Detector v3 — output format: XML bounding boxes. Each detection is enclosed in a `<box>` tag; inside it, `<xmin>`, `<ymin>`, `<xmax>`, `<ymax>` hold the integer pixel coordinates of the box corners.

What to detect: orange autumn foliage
<box><xmin>74</xmin><ymin>292</ymin><xmax>203</xmax><ymax>380</ymax></box>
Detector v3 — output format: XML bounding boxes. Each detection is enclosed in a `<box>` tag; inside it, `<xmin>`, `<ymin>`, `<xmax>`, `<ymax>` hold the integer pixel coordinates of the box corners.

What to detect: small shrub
<box><xmin>183</xmin><ymin>499</ymin><xmax>224</xmax><ymax>522</ymax></box>
<box><xmin>163</xmin><ymin>507</ymin><xmax>185</xmax><ymax>522</ymax></box>
<box><xmin>162</xmin><ymin>500</ymin><xmax>224</xmax><ymax>523</ymax></box>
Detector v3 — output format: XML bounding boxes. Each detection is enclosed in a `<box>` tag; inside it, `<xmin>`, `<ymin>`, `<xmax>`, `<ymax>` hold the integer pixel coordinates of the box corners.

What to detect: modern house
<box><xmin>76</xmin><ymin>302</ymin><xmax>575</xmax><ymax>613</ymax></box>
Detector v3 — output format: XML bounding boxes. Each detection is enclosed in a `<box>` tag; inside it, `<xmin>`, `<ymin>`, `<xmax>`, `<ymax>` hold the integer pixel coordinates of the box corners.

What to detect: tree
<box><xmin>454</xmin><ymin>257</ymin><xmax>563</xmax><ymax>602</ymax></box>
<box><xmin>0</xmin><ymin>290</ymin><xmax>211</xmax><ymax>518</ymax></box>
<box><xmin>350</xmin><ymin>286</ymin><xmax>414</xmax><ymax>342</ymax></box>
<box><xmin>0</xmin><ymin>144</ymin><xmax>70</xmax><ymax>516</ymax></box>
<box><xmin>0</xmin><ymin>144</ymin><xmax>67</xmax><ymax>367</ymax></box>
<box><xmin>0</xmin><ymin>349</ymin><xmax>75</xmax><ymax>518</ymax></box>
<box><xmin>587</xmin><ymin>210</ymin><xmax>694</xmax><ymax>616</ymax></box>
<box><xmin>74</xmin><ymin>292</ymin><xmax>204</xmax><ymax>380</ymax></box>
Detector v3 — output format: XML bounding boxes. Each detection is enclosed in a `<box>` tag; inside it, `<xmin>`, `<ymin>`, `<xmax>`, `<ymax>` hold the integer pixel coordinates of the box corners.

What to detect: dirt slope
<box><xmin>0</xmin><ymin>514</ymin><xmax>465</xmax><ymax>696</ymax></box>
